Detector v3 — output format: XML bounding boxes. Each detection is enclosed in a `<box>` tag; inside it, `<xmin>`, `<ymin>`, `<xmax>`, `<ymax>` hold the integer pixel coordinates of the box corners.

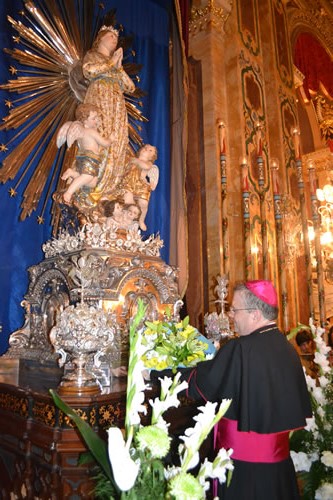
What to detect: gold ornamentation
<box><xmin>314</xmin><ymin>95</ymin><xmax>333</xmax><ymax>141</ymax></box>
<box><xmin>63</xmin><ymin>408</ymin><xmax>89</xmax><ymax>428</ymax></box>
<box><xmin>288</xmin><ymin>5</ymin><xmax>333</xmax><ymax>57</ymax></box>
<box><xmin>90</xmin><ymin>406</ymin><xmax>97</xmax><ymax>426</ymax></box>
<box><xmin>189</xmin><ymin>0</ymin><xmax>232</xmax><ymax>35</ymax></box>
<box><xmin>302</xmin><ymin>148</ymin><xmax>333</xmax><ymax>177</ymax></box>
<box><xmin>32</xmin><ymin>401</ymin><xmax>56</xmax><ymax>426</ymax></box>
<box><xmin>0</xmin><ymin>392</ymin><xmax>28</xmax><ymax>417</ymax></box>
<box><xmin>99</xmin><ymin>403</ymin><xmax>123</xmax><ymax>427</ymax></box>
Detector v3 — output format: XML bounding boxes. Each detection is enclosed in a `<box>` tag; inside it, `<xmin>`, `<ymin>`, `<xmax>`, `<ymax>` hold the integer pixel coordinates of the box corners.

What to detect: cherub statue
<box><xmin>56</xmin><ymin>103</ymin><xmax>113</xmax><ymax>204</ymax></box>
<box><xmin>121</xmin><ymin>203</ymin><xmax>141</xmax><ymax>231</ymax></box>
<box><xmin>122</xmin><ymin>203</ymin><xmax>141</xmax><ymax>230</ymax></box>
<box><xmin>101</xmin><ymin>199</ymin><xmax>124</xmax><ymax>230</ymax></box>
<box><xmin>121</xmin><ymin>144</ymin><xmax>159</xmax><ymax>230</ymax></box>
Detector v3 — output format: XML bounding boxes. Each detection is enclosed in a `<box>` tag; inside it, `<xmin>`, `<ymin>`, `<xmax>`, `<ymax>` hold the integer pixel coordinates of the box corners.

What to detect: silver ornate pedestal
<box><xmin>4</xmin><ymin>225</ymin><xmax>180</xmax><ymax>374</ymax></box>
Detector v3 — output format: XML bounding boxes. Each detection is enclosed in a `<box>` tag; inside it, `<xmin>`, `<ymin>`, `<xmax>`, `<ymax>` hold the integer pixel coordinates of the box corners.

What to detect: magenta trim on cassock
<box><xmin>214</xmin><ymin>418</ymin><xmax>290</xmax><ymax>463</ymax></box>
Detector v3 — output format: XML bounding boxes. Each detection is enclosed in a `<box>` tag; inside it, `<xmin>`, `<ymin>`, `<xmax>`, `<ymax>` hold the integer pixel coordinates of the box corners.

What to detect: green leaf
<box><xmin>145</xmin><ymin>320</ymin><xmax>159</xmax><ymax>331</ymax></box>
<box><xmin>182</xmin><ymin>316</ymin><xmax>190</xmax><ymax>328</ymax></box>
<box><xmin>287</xmin><ymin>323</ymin><xmax>310</xmax><ymax>341</ymax></box>
<box><xmin>50</xmin><ymin>389</ymin><xmax>118</xmax><ymax>491</ymax></box>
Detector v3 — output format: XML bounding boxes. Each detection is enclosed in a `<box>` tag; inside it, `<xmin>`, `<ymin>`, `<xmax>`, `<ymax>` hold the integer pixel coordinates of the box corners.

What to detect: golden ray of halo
<box><xmin>0</xmin><ymin>0</ymin><xmax>145</xmax><ymax>228</ymax></box>
<box><xmin>0</xmin><ymin>0</ymin><xmax>96</xmax><ymax>224</ymax></box>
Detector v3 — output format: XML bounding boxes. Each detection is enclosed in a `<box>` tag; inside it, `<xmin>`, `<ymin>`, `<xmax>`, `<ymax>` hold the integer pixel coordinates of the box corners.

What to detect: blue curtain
<box><xmin>0</xmin><ymin>0</ymin><xmax>172</xmax><ymax>354</ymax></box>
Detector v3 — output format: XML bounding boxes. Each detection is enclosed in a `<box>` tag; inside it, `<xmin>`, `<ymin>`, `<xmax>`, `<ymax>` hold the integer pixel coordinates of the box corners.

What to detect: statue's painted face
<box><xmin>99</xmin><ymin>31</ymin><xmax>118</xmax><ymax>51</ymax></box>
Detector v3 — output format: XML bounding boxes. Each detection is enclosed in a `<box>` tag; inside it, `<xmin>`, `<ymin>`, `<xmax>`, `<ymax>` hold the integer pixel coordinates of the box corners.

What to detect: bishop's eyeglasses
<box><xmin>229</xmin><ymin>306</ymin><xmax>256</xmax><ymax>313</ymax></box>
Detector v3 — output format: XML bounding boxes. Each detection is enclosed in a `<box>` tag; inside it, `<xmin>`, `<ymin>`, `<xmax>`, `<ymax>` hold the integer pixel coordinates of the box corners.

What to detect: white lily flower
<box><xmin>315</xmin><ymin>482</ymin><xmax>333</xmax><ymax>500</ymax></box>
<box><xmin>317</xmin><ymin>406</ymin><xmax>325</xmax><ymax>419</ymax></box>
<box><xmin>107</xmin><ymin>427</ymin><xmax>140</xmax><ymax>491</ymax></box>
<box><xmin>314</xmin><ymin>351</ymin><xmax>330</xmax><ymax>368</ymax></box>
<box><xmin>318</xmin><ymin>375</ymin><xmax>330</xmax><ymax>388</ymax></box>
<box><xmin>305</xmin><ymin>415</ymin><xmax>318</xmax><ymax>432</ymax></box>
<box><xmin>290</xmin><ymin>450</ymin><xmax>318</xmax><ymax>472</ymax></box>
<box><xmin>159</xmin><ymin>376</ymin><xmax>174</xmax><ymax>399</ymax></box>
<box><xmin>321</xmin><ymin>451</ymin><xmax>333</xmax><ymax>468</ymax></box>
<box><xmin>312</xmin><ymin>386</ymin><xmax>325</xmax><ymax>405</ymax></box>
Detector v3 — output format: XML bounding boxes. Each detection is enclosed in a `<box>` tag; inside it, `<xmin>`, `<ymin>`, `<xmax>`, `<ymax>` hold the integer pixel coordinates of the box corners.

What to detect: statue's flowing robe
<box><xmin>82</xmin><ymin>49</ymin><xmax>135</xmax><ymax>199</ymax></box>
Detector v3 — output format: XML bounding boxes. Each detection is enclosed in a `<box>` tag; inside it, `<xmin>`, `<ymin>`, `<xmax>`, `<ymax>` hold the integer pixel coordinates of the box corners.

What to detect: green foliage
<box><xmin>50</xmin><ymin>389</ymin><xmax>118</xmax><ymax>493</ymax></box>
<box><xmin>93</xmin><ymin>470</ymin><xmax>118</xmax><ymax>500</ymax></box>
<box><xmin>121</xmin><ymin>450</ymin><xmax>166</xmax><ymax>500</ymax></box>
<box><xmin>142</xmin><ymin>316</ymin><xmax>208</xmax><ymax>372</ymax></box>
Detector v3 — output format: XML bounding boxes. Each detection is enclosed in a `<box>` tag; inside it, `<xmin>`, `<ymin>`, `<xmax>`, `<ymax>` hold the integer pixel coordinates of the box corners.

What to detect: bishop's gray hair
<box><xmin>233</xmin><ymin>282</ymin><xmax>278</xmax><ymax>321</ymax></box>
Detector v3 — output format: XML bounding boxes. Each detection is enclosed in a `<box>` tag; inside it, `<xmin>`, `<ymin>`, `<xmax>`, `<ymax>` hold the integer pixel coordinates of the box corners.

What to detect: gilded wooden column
<box><xmin>188</xmin><ymin>0</ymin><xmax>232</xmax><ymax>309</ymax></box>
<box><xmin>241</xmin><ymin>157</ymin><xmax>251</xmax><ymax>280</ymax></box>
<box><xmin>218</xmin><ymin>121</ymin><xmax>229</xmax><ymax>277</ymax></box>
<box><xmin>270</xmin><ymin>158</ymin><xmax>289</xmax><ymax>332</ymax></box>
<box><xmin>293</xmin><ymin>128</ymin><xmax>314</xmax><ymax>319</ymax></box>
<box><xmin>308</xmin><ymin>162</ymin><xmax>326</xmax><ymax>325</ymax></box>
<box><xmin>256</xmin><ymin>123</ymin><xmax>269</xmax><ymax>279</ymax></box>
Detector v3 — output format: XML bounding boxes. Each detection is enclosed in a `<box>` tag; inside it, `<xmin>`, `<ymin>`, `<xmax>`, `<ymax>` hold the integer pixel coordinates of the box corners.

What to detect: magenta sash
<box><xmin>214</xmin><ymin>418</ymin><xmax>290</xmax><ymax>463</ymax></box>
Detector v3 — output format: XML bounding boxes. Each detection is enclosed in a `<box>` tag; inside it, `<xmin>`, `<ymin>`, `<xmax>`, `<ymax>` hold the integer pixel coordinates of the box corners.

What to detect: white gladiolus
<box><xmin>150</xmin><ymin>374</ymin><xmax>189</xmax><ymax>427</ymax></box>
<box><xmin>178</xmin><ymin>400</ymin><xmax>232</xmax><ymax>472</ymax></box>
<box><xmin>197</xmin><ymin>448</ymin><xmax>234</xmax><ymax>489</ymax></box>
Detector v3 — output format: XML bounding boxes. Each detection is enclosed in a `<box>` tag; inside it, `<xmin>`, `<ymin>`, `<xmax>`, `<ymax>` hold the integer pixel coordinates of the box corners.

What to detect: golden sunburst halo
<box><xmin>0</xmin><ymin>0</ymin><xmax>145</xmax><ymax>231</ymax></box>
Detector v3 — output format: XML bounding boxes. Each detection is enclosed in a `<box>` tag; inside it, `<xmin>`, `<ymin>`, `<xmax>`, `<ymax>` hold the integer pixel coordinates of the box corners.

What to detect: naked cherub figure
<box><xmin>121</xmin><ymin>144</ymin><xmax>159</xmax><ymax>230</ymax></box>
<box><xmin>56</xmin><ymin>103</ymin><xmax>113</xmax><ymax>204</ymax></box>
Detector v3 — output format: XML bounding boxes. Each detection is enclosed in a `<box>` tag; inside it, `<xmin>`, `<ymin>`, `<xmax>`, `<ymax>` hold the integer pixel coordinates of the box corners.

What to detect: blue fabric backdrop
<box><xmin>0</xmin><ymin>0</ymin><xmax>172</xmax><ymax>354</ymax></box>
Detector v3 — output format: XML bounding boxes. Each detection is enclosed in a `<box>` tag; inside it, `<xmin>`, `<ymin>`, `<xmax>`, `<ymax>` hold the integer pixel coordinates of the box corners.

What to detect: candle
<box><xmin>217</xmin><ymin>120</ymin><xmax>226</xmax><ymax>154</ymax></box>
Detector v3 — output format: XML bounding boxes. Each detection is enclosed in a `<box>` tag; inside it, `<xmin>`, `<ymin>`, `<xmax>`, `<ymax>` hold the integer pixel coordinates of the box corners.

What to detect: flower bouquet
<box><xmin>290</xmin><ymin>320</ymin><xmax>333</xmax><ymax>500</ymax></box>
<box><xmin>51</xmin><ymin>300</ymin><xmax>233</xmax><ymax>499</ymax></box>
<box><xmin>141</xmin><ymin>313</ymin><xmax>215</xmax><ymax>372</ymax></box>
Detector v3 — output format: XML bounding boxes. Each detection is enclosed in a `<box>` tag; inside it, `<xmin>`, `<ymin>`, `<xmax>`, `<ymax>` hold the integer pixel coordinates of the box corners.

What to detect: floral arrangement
<box><xmin>141</xmin><ymin>313</ymin><xmax>214</xmax><ymax>372</ymax></box>
<box><xmin>289</xmin><ymin>319</ymin><xmax>333</xmax><ymax>500</ymax></box>
<box><xmin>51</xmin><ymin>300</ymin><xmax>234</xmax><ymax>499</ymax></box>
